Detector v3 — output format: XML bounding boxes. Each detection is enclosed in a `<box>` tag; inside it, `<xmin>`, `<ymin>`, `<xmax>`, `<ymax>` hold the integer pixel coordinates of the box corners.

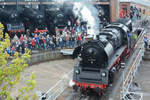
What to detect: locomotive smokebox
<box><xmin>80</xmin><ymin>40</ymin><xmax>114</xmax><ymax>68</ymax></box>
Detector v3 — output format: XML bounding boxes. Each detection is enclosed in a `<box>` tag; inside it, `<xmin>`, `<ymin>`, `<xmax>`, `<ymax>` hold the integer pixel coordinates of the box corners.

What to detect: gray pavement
<box><xmin>10</xmin><ymin>59</ymin><xmax>77</xmax><ymax>98</ymax></box>
<box><xmin>135</xmin><ymin>49</ymin><xmax>150</xmax><ymax>100</ymax></box>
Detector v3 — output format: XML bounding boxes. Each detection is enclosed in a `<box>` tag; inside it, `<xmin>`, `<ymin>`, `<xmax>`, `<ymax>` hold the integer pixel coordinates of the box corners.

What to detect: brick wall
<box><xmin>110</xmin><ymin>0</ymin><xmax>119</xmax><ymax>22</ymax></box>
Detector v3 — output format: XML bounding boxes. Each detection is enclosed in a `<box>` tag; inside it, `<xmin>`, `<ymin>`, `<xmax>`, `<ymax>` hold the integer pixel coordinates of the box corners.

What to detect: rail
<box><xmin>38</xmin><ymin>70</ymin><xmax>73</xmax><ymax>100</ymax></box>
<box><xmin>120</xmin><ymin>28</ymin><xmax>145</xmax><ymax>100</ymax></box>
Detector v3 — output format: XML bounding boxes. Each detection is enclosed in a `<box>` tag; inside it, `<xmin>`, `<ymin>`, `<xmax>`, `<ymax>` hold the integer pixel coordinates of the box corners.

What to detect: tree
<box><xmin>0</xmin><ymin>23</ymin><xmax>37</xmax><ymax>100</ymax></box>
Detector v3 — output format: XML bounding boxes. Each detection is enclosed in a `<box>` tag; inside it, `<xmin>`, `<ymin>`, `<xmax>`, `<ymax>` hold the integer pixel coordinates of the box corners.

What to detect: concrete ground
<box><xmin>136</xmin><ymin>50</ymin><xmax>150</xmax><ymax>100</ymax></box>
<box><xmin>11</xmin><ymin>59</ymin><xmax>77</xmax><ymax>98</ymax></box>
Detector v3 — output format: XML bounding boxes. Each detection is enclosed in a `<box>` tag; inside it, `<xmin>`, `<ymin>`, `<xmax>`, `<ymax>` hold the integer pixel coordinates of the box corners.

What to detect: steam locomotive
<box><xmin>0</xmin><ymin>7</ymin><xmax>46</xmax><ymax>36</ymax></box>
<box><xmin>0</xmin><ymin>5</ymin><xmax>75</xmax><ymax>36</ymax></box>
<box><xmin>45</xmin><ymin>4</ymin><xmax>74</xmax><ymax>34</ymax></box>
<box><xmin>0</xmin><ymin>8</ymin><xmax>25</xmax><ymax>38</ymax></box>
<box><xmin>20</xmin><ymin>7</ymin><xmax>46</xmax><ymax>32</ymax></box>
<box><xmin>0</xmin><ymin>2</ymin><xmax>108</xmax><ymax>37</ymax></box>
<box><xmin>72</xmin><ymin>18</ymin><xmax>139</xmax><ymax>94</ymax></box>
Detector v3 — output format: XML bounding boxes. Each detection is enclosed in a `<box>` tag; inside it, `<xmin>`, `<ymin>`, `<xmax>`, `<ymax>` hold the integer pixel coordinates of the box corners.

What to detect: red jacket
<box><xmin>32</xmin><ymin>39</ymin><xmax>35</xmax><ymax>46</ymax></box>
<box><xmin>119</xmin><ymin>9</ymin><xmax>126</xmax><ymax>18</ymax></box>
<box><xmin>77</xmin><ymin>36</ymin><xmax>81</xmax><ymax>41</ymax></box>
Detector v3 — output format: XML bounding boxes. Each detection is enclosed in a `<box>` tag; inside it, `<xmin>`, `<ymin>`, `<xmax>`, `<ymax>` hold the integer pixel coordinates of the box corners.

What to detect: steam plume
<box><xmin>52</xmin><ymin>0</ymin><xmax>101</xmax><ymax>38</ymax></box>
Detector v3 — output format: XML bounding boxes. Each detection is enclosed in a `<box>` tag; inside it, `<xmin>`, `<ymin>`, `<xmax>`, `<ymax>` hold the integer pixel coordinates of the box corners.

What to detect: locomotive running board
<box><xmin>107</xmin><ymin>45</ymin><xmax>126</xmax><ymax>70</ymax></box>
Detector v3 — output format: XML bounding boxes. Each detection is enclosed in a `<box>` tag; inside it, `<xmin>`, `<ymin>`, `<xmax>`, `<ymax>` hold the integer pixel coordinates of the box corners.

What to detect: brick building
<box><xmin>120</xmin><ymin>0</ymin><xmax>150</xmax><ymax>17</ymax></box>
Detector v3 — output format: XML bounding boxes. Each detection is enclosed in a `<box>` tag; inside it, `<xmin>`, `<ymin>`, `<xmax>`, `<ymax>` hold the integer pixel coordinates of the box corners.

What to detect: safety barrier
<box><xmin>120</xmin><ymin>29</ymin><xmax>145</xmax><ymax>100</ymax></box>
<box><xmin>39</xmin><ymin>70</ymin><xmax>73</xmax><ymax>100</ymax></box>
<box><xmin>121</xmin><ymin>91</ymin><xmax>144</xmax><ymax>100</ymax></box>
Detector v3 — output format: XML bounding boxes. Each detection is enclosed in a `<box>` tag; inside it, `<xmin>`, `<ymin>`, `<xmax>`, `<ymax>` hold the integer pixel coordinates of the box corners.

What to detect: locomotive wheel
<box><xmin>109</xmin><ymin>71</ymin><xmax>114</xmax><ymax>85</ymax></box>
<box><xmin>73</xmin><ymin>85</ymin><xmax>78</xmax><ymax>92</ymax></box>
<box><xmin>116</xmin><ymin>63</ymin><xmax>121</xmax><ymax>71</ymax></box>
<box><xmin>80</xmin><ymin>88</ymin><xmax>87</xmax><ymax>96</ymax></box>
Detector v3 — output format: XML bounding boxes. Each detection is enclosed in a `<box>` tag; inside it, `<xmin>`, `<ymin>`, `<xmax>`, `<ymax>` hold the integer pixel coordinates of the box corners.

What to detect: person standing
<box><xmin>46</xmin><ymin>35</ymin><xmax>50</xmax><ymax>49</ymax></box>
<box><xmin>35</xmin><ymin>34</ymin><xmax>39</xmax><ymax>49</ymax></box>
<box><xmin>59</xmin><ymin>36</ymin><xmax>63</xmax><ymax>49</ymax></box>
<box><xmin>21</xmin><ymin>40</ymin><xmax>25</xmax><ymax>54</ymax></box>
<box><xmin>20</xmin><ymin>34</ymin><xmax>24</xmax><ymax>44</ymax></box>
<box><xmin>16</xmin><ymin>39</ymin><xmax>20</xmax><ymax>52</ymax></box>
<box><xmin>77</xmin><ymin>34</ymin><xmax>81</xmax><ymax>46</ymax></box>
<box><xmin>144</xmin><ymin>36</ymin><xmax>149</xmax><ymax>48</ymax></box>
<box><xmin>66</xmin><ymin>34</ymin><xmax>70</xmax><ymax>48</ymax></box>
<box><xmin>119</xmin><ymin>8</ymin><xmax>126</xmax><ymax>18</ymax></box>
<box><xmin>52</xmin><ymin>35</ymin><xmax>57</xmax><ymax>49</ymax></box>
<box><xmin>27</xmin><ymin>37</ymin><xmax>32</xmax><ymax>51</ymax></box>
<box><xmin>70</xmin><ymin>35</ymin><xmax>75</xmax><ymax>48</ymax></box>
<box><xmin>50</xmin><ymin>39</ymin><xmax>54</xmax><ymax>51</ymax></box>
<box><xmin>32</xmin><ymin>38</ymin><xmax>35</xmax><ymax>50</ymax></box>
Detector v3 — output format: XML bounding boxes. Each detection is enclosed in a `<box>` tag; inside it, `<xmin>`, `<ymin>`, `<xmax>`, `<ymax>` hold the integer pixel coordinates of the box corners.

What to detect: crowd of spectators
<box><xmin>130</xmin><ymin>6</ymin><xmax>143</xmax><ymax>21</ymax></box>
<box><xmin>120</xmin><ymin>6</ymin><xmax>144</xmax><ymax>21</ymax></box>
<box><xmin>7</xmin><ymin>19</ymin><xmax>88</xmax><ymax>56</ymax></box>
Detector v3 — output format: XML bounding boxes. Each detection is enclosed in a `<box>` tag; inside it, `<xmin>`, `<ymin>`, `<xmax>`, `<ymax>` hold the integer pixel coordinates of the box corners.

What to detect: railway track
<box><xmin>72</xmin><ymin>93</ymin><xmax>100</xmax><ymax>100</ymax></box>
<box><xmin>79</xmin><ymin>95</ymin><xmax>99</xmax><ymax>100</ymax></box>
<box><xmin>57</xmin><ymin>90</ymin><xmax>102</xmax><ymax>100</ymax></box>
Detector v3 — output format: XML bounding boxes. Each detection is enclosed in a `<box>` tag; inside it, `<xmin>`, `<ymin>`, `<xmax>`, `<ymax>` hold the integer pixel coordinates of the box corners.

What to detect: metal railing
<box><xmin>120</xmin><ymin>29</ymin><xmax>145</xmax><ymax>100</ymax></box>
<box><xmin>39</xmin><ymin>70</ymin><xmax>73</xmax><ymax>100</ymax></box>
<box><xmin>121</xmin><ymin>91</ymin><xmax>144</xmax><ymax>100</ymax></box>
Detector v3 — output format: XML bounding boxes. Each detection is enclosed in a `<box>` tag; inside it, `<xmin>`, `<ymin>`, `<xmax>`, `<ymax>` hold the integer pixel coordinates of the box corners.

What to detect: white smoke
<box><xmin>52</xmin><ymin>0</ymin><xmax>101</xmax><ymax>38</ymax></box>
<box><xmin>73</xmin><ymin>2</ymin><xmax>100</xmax><ymax>39</ymax></box>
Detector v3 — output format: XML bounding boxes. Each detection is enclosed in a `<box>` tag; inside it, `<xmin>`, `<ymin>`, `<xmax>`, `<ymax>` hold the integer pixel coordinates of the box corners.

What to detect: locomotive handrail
<box><xmin>121</xmin><ymin>36</ymin><xmax>144</xmax><ymax>100</ymax></box>
<box><xmin>122</xmin><ymin>46</ymin><xmax>144</xmax><ymax>87</ymax></box>
<box><xmin>120</xmin><ymin>22</ymin><xmax>146</xmax><ymax>100</ymax></box>
<box><xmin>120</xmin><ymin>14</ymin><xmax>149</xmax><ymax>99</ymax></box>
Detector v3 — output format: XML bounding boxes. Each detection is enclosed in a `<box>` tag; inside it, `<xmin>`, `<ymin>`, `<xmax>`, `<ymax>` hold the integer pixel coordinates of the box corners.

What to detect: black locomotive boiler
<box><xmin>72</xmin><ymin>18</ymin><xmax>138</xmax><ymax>94</ymax></box>
<box><xmin>20</xmin><ymin>7</ymin><xmax>46</xmax><ymax>32</ymax></box>
<box><xmin>0</xmin><ymin>8</ymin><xmax>25</xmax><ymax>33</ymax></box>
<box><xmin>45</xmin><ymin>4</ymin><xmax>74</xmax><ymax>34</ymax></box>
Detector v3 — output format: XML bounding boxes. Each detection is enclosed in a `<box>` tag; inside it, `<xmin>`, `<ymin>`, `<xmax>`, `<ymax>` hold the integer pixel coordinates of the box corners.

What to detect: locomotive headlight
<box><xmin>75</xmin><ymin>70</ymin><xmax>80</xmax><ymax>74</ymax></box>
<box><xmin>102</xmin><ymin>72</ymin><xmax>106</xmax><ymax>77</ymax></box>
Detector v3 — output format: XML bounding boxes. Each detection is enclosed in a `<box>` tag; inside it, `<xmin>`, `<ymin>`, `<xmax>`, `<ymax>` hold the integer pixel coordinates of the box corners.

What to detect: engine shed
<box><xmin>0</xmin><ymin>0</ymin><xmax>119</xmax><ymax>23</ymax></box>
